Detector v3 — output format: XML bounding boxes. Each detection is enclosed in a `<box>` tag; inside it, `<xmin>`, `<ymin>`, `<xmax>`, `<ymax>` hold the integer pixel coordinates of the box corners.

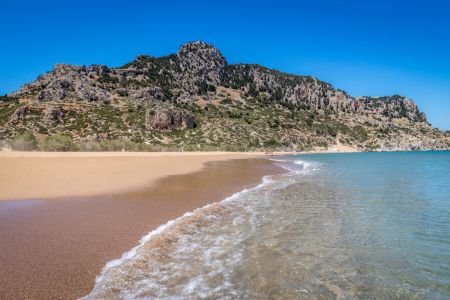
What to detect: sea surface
<box><xmin>84</xmin><ymin>152</ymin><xmax>450</xmax><ymax>299</ymax></box>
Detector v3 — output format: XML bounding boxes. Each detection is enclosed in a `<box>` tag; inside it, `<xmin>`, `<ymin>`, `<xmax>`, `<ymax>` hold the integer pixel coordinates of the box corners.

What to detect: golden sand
<box><xmin>0</xmin><ymin>151</ymin><xmax>268</xmax><ymax>201</ymax></box>
<box><xmin>0</xmin><ymin>153</ymin><xmax>284</xmax><ymax>299</ymax></box>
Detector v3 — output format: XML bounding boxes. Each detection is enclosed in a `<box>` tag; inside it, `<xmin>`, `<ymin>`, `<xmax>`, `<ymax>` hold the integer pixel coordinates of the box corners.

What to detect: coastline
<box><xmin>0</xmin><ymin>151</ymin><xmax>293</xmax><ymax>202</ymax></box>
<box><xmin>0</xmin><ymin>152</ymin><xmax>285</xmax><ymax>299</ymax></box>
<box><xmin>0</xmin><ymin>148</ymin><xmax>357</xmax><ymax>202</ymax></box>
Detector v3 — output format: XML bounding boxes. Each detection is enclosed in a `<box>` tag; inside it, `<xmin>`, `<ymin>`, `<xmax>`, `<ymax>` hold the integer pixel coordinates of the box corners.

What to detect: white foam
<box><xmin>269</xmin><ymin>156</ymin><xmax>321</xmax><ymax>176</ymax></box>
<box><xmin>88</xmin><ymin>176</ymin><xmax>276</xmax><ymax>290</ymax></box>
<box><xmin>82</xmin><ymin>158</ymin><xmax>319</xmax><ymax>299</ymax></box>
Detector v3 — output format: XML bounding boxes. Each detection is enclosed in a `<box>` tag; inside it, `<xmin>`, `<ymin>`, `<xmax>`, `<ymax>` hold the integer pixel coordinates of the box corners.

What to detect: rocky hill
<box><xmin>1</xmin><ymin>41</ymin><xmax>448</xmax><ymax>151</ymax></box>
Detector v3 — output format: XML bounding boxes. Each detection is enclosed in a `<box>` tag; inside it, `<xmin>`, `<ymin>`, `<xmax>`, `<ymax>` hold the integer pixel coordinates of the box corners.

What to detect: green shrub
<box><xmin>227</xmin><ymin>111</ymin><xmax>242</xmax><ymax>119</ymax></box>
<box><xmin>353</xmin><ymin>126</ymin><xmax>368</xmax><ymax>141</ymax></box>
<box><xmin>0</xmin><ymin>99</ymin><xmax>21</xmax><ymax>126</ymax></box>
<box><xmin>220</xmin><ymin>98</ymin><xmax>233</xmax><ymax>105</ymax></box>
<box><xmin>76</xmin><ymin>140</ymin><xmax>179</xmax><ymax>152</ymax></box>
<box><xmin>327</xmin><ymin>126</ymin><xmax>338</xmax><ymax>137</ymax></box>
<box><xmin>263</xmin><ymin>138</ymin><xmax>281</xmax><ymax>147</ymax></box>
<box><xmin>77</xmin><ymin>141</ymin><xmax>102</xmax><ymax>151</ymax></box>
<box><xmin>98</xmin><ymin>74</ymin><xmax>119</xmax><ymax>84</ymax></box>
<box><xmin>10</xmin><ymin>132</ymin><xmax>37</xmax><ymax>151</ymax></box>
<box><xmin>98</xmin><ymin>140</ymin><xmax>144</xmax><ymax>151</ymax></box>
<box><xmin>204</xmin><ymin>103</ymin><xmax>218</xmax><ymax>111</ymax></box>
<box><xmin>39</xmin><ymin>134</ymin><xmax>75</xmax><ymax>151</ymax></box>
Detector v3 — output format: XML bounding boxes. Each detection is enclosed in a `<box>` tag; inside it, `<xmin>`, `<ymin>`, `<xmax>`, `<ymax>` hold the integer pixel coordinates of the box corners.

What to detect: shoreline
<box><xmin>0</xmin><ymin>151</ymin><xmax>285</xmax><ymax>202</ymax></box>
<box><xmin>0</xmin><ymin>153</ymin><xmax>285</xmax><ymax>299</ymax></box>
<box><xmin>0</xmin><ymin>148</ymin><xmax>358</xmax><ymax>202</ymax></box>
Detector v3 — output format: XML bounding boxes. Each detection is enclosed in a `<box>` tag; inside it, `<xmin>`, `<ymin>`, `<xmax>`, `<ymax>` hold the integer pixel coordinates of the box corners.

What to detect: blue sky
<box><xmin>1</xmin><ymin>0</ymin><xmax>449</xmax><ymax>129</ymax></box>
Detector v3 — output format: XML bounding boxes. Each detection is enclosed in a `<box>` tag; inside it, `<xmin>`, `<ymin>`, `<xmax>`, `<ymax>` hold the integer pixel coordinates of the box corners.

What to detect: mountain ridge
<box><xmin>1</xmin><ymin>41</ymin><xmax>448</xmax><ymax>151</ymax></box>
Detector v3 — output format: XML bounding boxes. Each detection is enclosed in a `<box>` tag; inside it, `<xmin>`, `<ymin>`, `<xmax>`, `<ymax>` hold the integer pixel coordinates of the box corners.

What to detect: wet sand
<box><xmin>0</xmin><ymin>157</ymin><xmax>284</xmax><ymax>299</ymax></box>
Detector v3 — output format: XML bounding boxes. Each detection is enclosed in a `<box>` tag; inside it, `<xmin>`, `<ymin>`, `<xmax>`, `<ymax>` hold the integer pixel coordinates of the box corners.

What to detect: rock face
<box><xmin>44</xmin><ymin>107</ymin><xmax>66</xmax><ymax>124</ymax></box>
<box><xmin>10</xmin><ymin>41</ymin><xmax>426</xmax><ymax>124</ymax></box>
<box><xmin>221</xmin><ymin>64</ymin><xmax>427</xmax><ymax>123</ymax></box>
<box><xmin>11</xmin><ymin>106</ymin><xmax>29</xmax><ymax>122</ymax></box>
<box><xmin>12</xmin><ymin>64</ymin><xmax>110</xmax><ymax>103</ymax></box>
<box><xmin>145</xmin><ymin>108</ymin><xmax>195</xmax><ymax>130</ymax></box>
<box><xmin>177</xmin><ymin>41</ymin><xmax>227</xmax><ymax>96</ymax></box>
<box><xmin>177</xmin><ymin>41</ymin><xmax>227</xmax><ymax>75</ymax></box>
<box><xmin>132</xmin><ymin>87</ymin><xmax>164</xmax><ymax>101</ymax></box>
<box><xmin>3</xmin><ymin>41</ymin><xmax>448</xmax><ymax>151</ymax></box>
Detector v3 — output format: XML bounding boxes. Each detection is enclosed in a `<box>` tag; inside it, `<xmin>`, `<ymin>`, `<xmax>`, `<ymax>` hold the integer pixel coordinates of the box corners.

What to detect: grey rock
<box><xmin>5</xmin><ymin>41</ymin><xmax>447</xmax><ymax>151</ymax></box>
<box><xmin>11</xmin><ymin>106</ymin><xmax>29</xmax><ymax>121</ymax></box>
<box><xmin>44</xmin><ymin>107</ymin><xmax>66</xmax><ymax>124</ymax></box>
<box><xmin>132</xmin><ymin>88</ymin><xmax>164</xmax><ymax>101</ymax></box>
<box><xmin>178</xmin><ymin>41</ymin><xmax>227</xmax><ymax>76</ymax></box>
<box><xmin>145</xmin><ymin>108</ymin><xmax>195</xmax><ymax>130</ymax></box>
<box><xmin>176</xmin><ymin>41</ymin><xmax>227</xmax><ymax>96</ymax></box>
<box><xmin>87</xmin><ymin>65</ymin><xmax>109</xmax><ymax>76</ymax></box>
<box><xmin>8</xmin><ymin>42</ymin><xmax>427</xmax><ymax>125</ymax></box>
<box><xmin>11</xmin><ymin>64</ymin><xmax>111</xmax><ymax>103</ymax></box>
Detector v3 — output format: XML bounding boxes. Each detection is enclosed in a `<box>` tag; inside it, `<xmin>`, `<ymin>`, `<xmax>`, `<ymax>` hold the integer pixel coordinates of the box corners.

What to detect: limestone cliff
<box><xmin>1</xmin><ymin>41</ymin><xmax>448</xmax><ymax>151</ymax></box>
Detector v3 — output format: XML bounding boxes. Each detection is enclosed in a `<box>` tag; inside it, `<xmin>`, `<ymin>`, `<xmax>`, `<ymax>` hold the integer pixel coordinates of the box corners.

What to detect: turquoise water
<box><xmin>85</xmin><ymin>151</ymin><xmax>450</xmax><ymax>299</ymax></box>
<box><xmin>284</xmin><ymin>151</ymin><xmax>450</xmax><ymax>299</ymax></box>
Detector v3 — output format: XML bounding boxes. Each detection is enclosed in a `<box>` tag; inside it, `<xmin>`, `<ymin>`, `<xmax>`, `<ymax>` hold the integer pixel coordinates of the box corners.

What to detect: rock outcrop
<box><xmin>145</xmin><ymin>108</ymin><xmax>195</xmax><ymax>130</ymax></box>
<box><xmin>176</xmin><ymin>41</ymin><xmax>227</xmax><ymax>96</ymax></box>
<box><xmin>221</xmin><ymin>64</ymin><xmax>427</xmax><ymax>123</ymax></box>
<box><xmin>8</xmin><ymin>41</ymin><xmax>429</xmax><ymax>125</ymax></box>
<box><xmin>2</xmin><ymin>41</ymin><xmax>448</xmax><ymax>151</ymax></box>
<box><xmin>44</xmin><ymin>107</ymin><xmax>66</xmax><ymax>125</ymax></box>
<box><xmin>11</xmin><ymin>64</ymin><xmax>110</xmax><ymax>103</ymax></box>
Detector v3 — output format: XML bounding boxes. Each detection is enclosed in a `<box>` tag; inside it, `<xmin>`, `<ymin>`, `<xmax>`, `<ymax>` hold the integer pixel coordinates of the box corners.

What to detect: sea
<box><xmin>84</xmin><ymin>151</ymin><xmax>450</xmax><ymax>299</ymax></box>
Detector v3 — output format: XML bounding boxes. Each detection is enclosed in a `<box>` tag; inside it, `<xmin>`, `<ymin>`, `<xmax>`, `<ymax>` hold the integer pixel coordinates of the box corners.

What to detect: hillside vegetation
<box><xmin>1</xmin><ymin>42</ymin><xmax>448</xmax><ymax>151</ymax></box>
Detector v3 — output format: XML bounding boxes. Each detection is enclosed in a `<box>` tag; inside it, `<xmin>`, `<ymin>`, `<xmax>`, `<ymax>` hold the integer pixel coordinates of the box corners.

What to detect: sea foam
<box><xmin>82</xmin><ymin>158</ymin><xmax>306</xmax><ymax>299</ymax></box>
<box><xmin>85</xmin><ymin>152</ymin><xmax>450</xmax><ymax>299</ymax></box>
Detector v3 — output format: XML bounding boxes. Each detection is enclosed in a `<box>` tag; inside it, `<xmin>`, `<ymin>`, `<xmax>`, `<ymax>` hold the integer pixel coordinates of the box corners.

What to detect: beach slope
<box><xmin>0</xmin><ymin>151</ymin><xmax>283</xmax><ymax>299</ymax></box>
<box><xmin>0</xmin><ymin>151</ymin><xmax>265</xmax><ymax>201</ymax></box>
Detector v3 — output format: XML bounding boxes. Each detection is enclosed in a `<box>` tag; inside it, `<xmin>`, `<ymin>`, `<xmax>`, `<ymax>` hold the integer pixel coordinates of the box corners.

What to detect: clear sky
<box><xmin>1</xmin><ymin>0</ymin><xmax>449</xmax><ymax>129</ymax></box>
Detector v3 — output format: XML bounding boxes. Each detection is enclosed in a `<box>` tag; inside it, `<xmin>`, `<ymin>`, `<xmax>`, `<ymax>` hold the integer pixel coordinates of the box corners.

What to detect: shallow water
<box><xmin>84</xmin><ymin>152</ymin><xmax>450</xmax><ymax>299</ymax></box>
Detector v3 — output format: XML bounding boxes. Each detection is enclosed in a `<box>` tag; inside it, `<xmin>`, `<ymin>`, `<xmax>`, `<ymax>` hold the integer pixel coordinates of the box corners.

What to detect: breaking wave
<box><xmin>82</xmin><ymin>158</ymin><xmax>313</xmax><ymax>299</ymax></box>
<box><xmin>82</xmin><ymin>152</ymin><xmax>450</xmax><ymax>299</ymax></box>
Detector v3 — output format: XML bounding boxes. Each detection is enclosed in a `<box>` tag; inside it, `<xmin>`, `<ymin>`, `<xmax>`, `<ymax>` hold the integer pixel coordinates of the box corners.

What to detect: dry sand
<box><xmin>0</xmin><ymin>151</ymin><xmax>269</xmax><ymax>201</ymax></box>
<box><xmin>0</xmin><ymin>152</ymin><xmax>285</xmax><ymax>299</ymax></box>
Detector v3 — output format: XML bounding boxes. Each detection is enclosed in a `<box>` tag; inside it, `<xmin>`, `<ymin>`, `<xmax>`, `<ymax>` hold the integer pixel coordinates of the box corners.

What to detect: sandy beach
<box><xmin>0</xmin><ymin>152</ymin><xmax>284</xmax><ymax>299</ymax></box>
<box><xmin>0</xmin><ymin>151</ymin><xmax>273</xmax><ymax>201</ymax></box>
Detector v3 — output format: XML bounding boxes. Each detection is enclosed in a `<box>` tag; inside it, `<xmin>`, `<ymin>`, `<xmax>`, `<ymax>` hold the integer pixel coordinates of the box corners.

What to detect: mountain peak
<box><xmin>178</xmin><ymin>41</ymin><xmax>220</xmax><ymax>54</ymax></box>
<box><xmin>2</xmin><ymin>41</ymin><xmax>448</xmax><ymax>152</ymax></box>
<box><xmin>177</xmin><ymin>41</ymin><xmax>227</xmax><ymax>72</ymax></box>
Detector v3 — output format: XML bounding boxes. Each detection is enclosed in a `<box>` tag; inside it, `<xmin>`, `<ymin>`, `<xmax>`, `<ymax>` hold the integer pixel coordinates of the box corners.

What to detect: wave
<box><xmin>270</xmin><ymin>157</ymin><xmax>321</xmax><ymax>174</ymax></box>
<box><xmin>82</xmin><ymin>157</ymin><xmax>315</xmax><ymax>299</ymax></box>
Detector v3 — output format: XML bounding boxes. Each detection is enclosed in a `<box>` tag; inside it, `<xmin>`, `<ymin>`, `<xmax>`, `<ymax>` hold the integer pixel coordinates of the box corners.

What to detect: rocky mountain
<box><xmin>1</xmin><ymin>41</ymin><xmax>448</xmax><ymax>151</ymax></box>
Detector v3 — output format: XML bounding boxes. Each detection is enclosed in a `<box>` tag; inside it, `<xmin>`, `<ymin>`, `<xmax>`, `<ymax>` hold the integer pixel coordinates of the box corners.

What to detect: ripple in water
<box><xmin>83</xmin><ymin>152</ymin><xmax>450</xmax><ymax>299</ymax></box>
